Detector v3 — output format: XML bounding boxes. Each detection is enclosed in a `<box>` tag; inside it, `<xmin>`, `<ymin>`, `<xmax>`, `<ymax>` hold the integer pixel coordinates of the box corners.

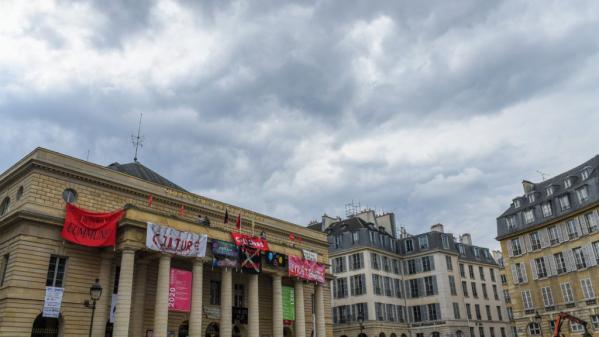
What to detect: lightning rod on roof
<box><xmin>131</xmin><ymin>113</ymin><xmax>144</xmax><ymax>162</ymax></box>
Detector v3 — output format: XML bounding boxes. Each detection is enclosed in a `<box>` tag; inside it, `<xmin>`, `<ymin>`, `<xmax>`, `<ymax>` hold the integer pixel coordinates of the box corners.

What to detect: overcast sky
<box><xmin>1</xmin><ymin>1</ymin><xmax>599</xmax><ymax>249</ymax></box>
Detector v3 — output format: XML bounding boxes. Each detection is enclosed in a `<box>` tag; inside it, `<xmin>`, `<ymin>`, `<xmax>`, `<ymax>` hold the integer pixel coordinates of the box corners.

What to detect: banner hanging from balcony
<box><xmin>239</xmin><ymin>246</ymin><xmax>262</xmax><ymax>274</ymax></box>
<box><xmin>230</xmin><ymin>233</ymin><xmax>270</xmax><ymax>252</ymax></box>
<box><xmin>61</xmin><ymin>204</ymin><xmax>124</xmax><ymax>247</ymax></box>
<box><xmin>212</xmin><ymin>240</ymin><xmax>240</xmax><ymax>268</ymax></box>
<box><xmin>288</xmin><ymin>255</ymin><xmax>325</xmax><ymax>284</ymax></box>
<box><xmin>282</xmin><ymin>286</ymin><xmax>295</xmax><ymax>325</ymax></box>
<box><xmin>146</xmin><ymin>222</ymin><xmax>208</xmax><ymax>257</ymax></box>
<box><xmin>169</xmin><ymin>268</ymin><xmax>192</xmax><ymax>312</ymax></box>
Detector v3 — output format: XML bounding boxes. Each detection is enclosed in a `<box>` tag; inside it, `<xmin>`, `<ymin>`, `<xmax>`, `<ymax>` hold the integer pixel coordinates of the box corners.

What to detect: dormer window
<box><xmin>546</xmin><ymin>186</ymin><xmax>554</xmax><ymax>196</ymax></box>
<box><xmin>528</xmin><ymin>193</ymin><xmax>536</xmax><ymax>203</ymax></box>
<box><xmin>523</xmin><ymin>209</ymin><xmax>535</xmax><ymax>224</ymax></box>
<box><xmin>514</xmin><ymin>199</ymin><xmax>521</xmax><ymax>208</ymax></box>
<box><xmin>506</xmin><ymin>216</ymin><xmax>517</xmax><ymax>230</ymax></box>
<box><xmin>564</xmin><ymin>178</ymin><xmax>572</xmax><ymax>189</ymax></box>
<box><xmin>581</xmin><ymin>167</ymin><xmax>592</xmax><ymax>180</ymax></box>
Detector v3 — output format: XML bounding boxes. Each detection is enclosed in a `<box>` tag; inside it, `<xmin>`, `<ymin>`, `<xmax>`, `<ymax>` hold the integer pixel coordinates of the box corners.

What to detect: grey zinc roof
<box><xmin>496</xmin><ymin>154</ymin><xmax>599</xmax><ymax>238</ymax></box>
<box><xmin>107</xmin><ymin>161</ymin><xmax>187</xmax><ymax>192</ymax></box>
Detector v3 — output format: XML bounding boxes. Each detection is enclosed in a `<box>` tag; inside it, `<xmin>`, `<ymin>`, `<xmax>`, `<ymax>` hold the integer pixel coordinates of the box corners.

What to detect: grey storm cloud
<box><xmin>2</xmin><ymin>0</ymin><xmax>599</xmax><ymax>249</ymax></box>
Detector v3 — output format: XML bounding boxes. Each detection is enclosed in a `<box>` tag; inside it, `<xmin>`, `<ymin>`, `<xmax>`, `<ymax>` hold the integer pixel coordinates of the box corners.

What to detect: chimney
<box><xmin>430</xmin><ymin>223</ymin><xmax>444</xmax><ymax>233</ymax></box>
<box><xmin>522</xmin><ymin>180</ymin><xmax>534</xmax><ymax>194</ymax></box>
<box><xmin>460</xmin><ymin>233</ymin><xmax>472</xmax><ymax>245</ymax></box>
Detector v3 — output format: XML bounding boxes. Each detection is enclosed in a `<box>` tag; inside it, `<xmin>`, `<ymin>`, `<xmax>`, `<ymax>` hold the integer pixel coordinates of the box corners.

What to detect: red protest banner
<box><xmin>230</xmin><ymin>232</ymin><xmax>270</xmax><ymax>252</ymax></box>
<box><xmin>61</xmin><ymin>204</ymin><xmax>124</xmax><ymax>247</ymax></box>
<box><xmin>288</xmin><ymin>255</ymin><xmax>325</xmax><ymax>284</ymax></box>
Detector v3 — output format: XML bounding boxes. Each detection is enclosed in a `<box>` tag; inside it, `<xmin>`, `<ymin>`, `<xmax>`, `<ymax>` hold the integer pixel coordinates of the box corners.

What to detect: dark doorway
<box><xmin>179</xmin><ymin>321</ymin><xmax>189</xmax><ymax>337</ymax></box>
<box><xmin>206</xmin><ymin>323</ymin><xmax>219</xmax><ymax>337</ymax></box>
<box><xmin>31</xmin><ymin>313</ymin><xmax>60</xmax><ymax>337</ymax></box>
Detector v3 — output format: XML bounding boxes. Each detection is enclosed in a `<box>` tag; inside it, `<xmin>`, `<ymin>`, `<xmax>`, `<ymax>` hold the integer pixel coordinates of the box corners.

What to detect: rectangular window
<box><xmin>419</xmin><ymin>235</ymin><xmax>429</xmax><ymax>249</ymax></box>
<box><xmin>486</xmin><ymin>305</ymin><xmax>491</xmax><ymax>320</ymax></box>
<box><xmin>234</xmin><ymin>284</ymin><xmax>244</xmax><ymax>307</ymax></box>
<box><xmin>571</xmin><ymin>322</ymin><xmax>584</xmax><ymax>333</ymax></box>
<box><xmin>408</xmin><ymin>259</ymin><xmax>416</xmax><ymax>274</ymax></box>
<box><xmin>566</xmin><ymin>220</ymin><xmax>579</xmax><ymax>239</ymax></box>
<box><xmin>593</xmin><ymin>241</ymin><xmax>599</xmax><ymax>265</ymax></box>
<box><xmin>581</xmin><ymin>278</ymin><xmax>595</xmax><ymax>300</ymax></box>
<box><xmin>466</xmin><ymin>303</ymin><xmax>472</xmax><ymax>319</ymax></box>
<box><xmin>530</xmin><ymin>232</ymin><xmax>542</xmax><ymax>250</ymax></box>
<box><xmin>375</xmin><ymin>302</ymin><xmax>385</xmax><ymax>321</ymax></box>
<box><xmin>511</xmin><ymin>239</ymin><xmax>522</xmax><ymax>256</ymax></box>
<box><xmin>410</xmin><ymin>279</ymin><xmax>419</xmax><ymax>297</ymax></box>
<box><xmin>591</xmin><ymin>315</ymin><xmax>599</xmax><ymax>330</ymax></box>
<box><xmin>333</xmin><ymin>256</ymin><xmax>346</xmax><ymax>273</ymax></box>
<box><xmin>352</xmin><ymin>231</ymin><xmax>359</xmax><ymax>243</ymax></box>
<box><xmin>373</xmin><ymin>275</ymin><xmax>382</xmax><ymax>295</ymax></box>
<box><xmin>490</xmin><ymin>268</ymin><xmax>496</xmax><ymax>282</ymax></box>
<box><xmin>210</xmin><ymin>280</ymin><xmax>221</xmax><ymax>305</ymax></box>
<box><xmin>428</xmin><ymin>303</ymin><xmax>438</xmax><ymax>320</ymax></box>
<box><xmin>453</xmin><ymin>302</ymin><xmax>461</xmax><ymax>319</ymax></box>
<box><xmin>449</xmin><ymin>276</ymin><xmax>457</xmax><ymax>295</ymax></box>
<box><xmin>0</xmin><ymin>254</ymin><xmax>8</xmax><ymax>286</ymax></box>
<box><xmin>462</xmin><ymin>281</ymin><xmax>469</xmax><ymax>297</ymax></box>
<box><xmin>559</xmin><ymin>195</ymin><xmax>571</xmax><ymax>211</ymax></box>
<box><xmin>412</xmin><ymin>306</ymin><xmax>422</xmax><ymax>322</ymax></box>
<box><xmin>469</xmin><ymin>265</ymin><xmax>475</xmax><ymax>279</ymax></box>
<box><xmin>383</xmin><ymin>277</ymin><xmax>392</xmax><ymax>297</ymax></box>
<box><xmin>501</xmin><ymin>328</ymin><xmax>506</xmax><ymax>337</ymax></box>
<box><xmin>573</xmin><ymin>247</ymin><xmax>587</xmax><ymax>269</ymax></box>
<box><xmin>523</xmin><ymin>209</ymin><xmax>535</xmax><ymax>224</ymax></box>
<box><xmin>442</xmin><ymin>235</ymin><xmax>450</xmax><ymax>249</ymax></box>
<box><xmin>475</xmin><ymin>304</ymin><xmax>481</xmax><ymax>320</ymax></box>
<box><xmin>460</xmin><ymin>263</ymin><xmax>465</xmax><ymax>277</ymax></box>
<box><xmin>554</xmin><ymin>252</ymin><xmax>566</xmax><ymax>274</ymax></box>
<box><xmin>46</xmin><ymin>255</ymin><xmax>67</xmax><ymax>287</ymax></box>
<box><xmin>522</xmin><ymin>290</ymin><xmax>533</xmax><ymax>310</ymax></box>
<box><xmin>479</xmin><ymin>327</ymin><xmax>486</xmax><ymax>337</ymax></box>
<box><xmin>479</xmin><ymin>266</ymin><xmax>485</xmax><ymax>280</ymax></box>
<box><xmin>334</xmin><ymin>235</ymin><xmax>342</xmax><ymax>248</ymax></box>
<box><xmin>560</xmin><ymin>282</ymin><xmax>574</xmax><ymax>303</ymax></box>
<box><xmin>577</xmin><ymin>186</ymin><xmax>589</xmax><ymax>203</ymax></box>
<box><xmin>503</xmin><ymin>289</ymin><xmax>511</xmax><ymax>303</ymax></box>
<box><xmin>496</xmin><ymin>306</ymin><xmax>503</xmax><ymax>321</ymax></box>
<box><xmin>392</xmin><ymin>259</ymin><xmax>400</xmax><ymax>274</ymax></box>
<box><xmin>351</xmin><ymin>274</ymin><xmax>366</xmax><ymax>296</ymax></box>
<box><xmin>542</xmin><ymin>203</ymin><xmax>553</xmax><ymax>217</ymax></box>
<box><xmin>583</xmin><ymin>213</ymin><xmax>598</xmax><ymax>233</ymax></box>
<box><xmin>405</xmin><ymin>239</ymin><xmax>413</xmax><ymax>252</ymax></box>
<box><xmin>506</xmin><ymin>216</ymin><xmax>516</xmax><ymax>230</ymax></box>
<box><xmin>335</xmin><ymin>278</ymin><xmax>348</xmax><ymax>298</ymax></box>
<box><xmin>541</xmin><ymin>286</ymin><xmax>554</xmax><ymax>307</ymax></box>
<box><xmin>501</xmin><ymin>274</ymin><xmax>507</xmax><ymax>285</ymax></box>
<box><xmin>471</xmin><ymin>282</ymin><xmax>478</xmax><ymax>298</ymax></box>
<box><xmin>424</xmin><ymin>276</ymin><xmax>434</xmax><ymax>296</ymax></box>
<box><xmin>422</xmin><ymin>256</ymin><xmax>431</xmax><ymax>272</ymax></box>
<box><xmin>470</xmin><ymin>328</ymin><xmax>475</xmax><ymax>337</ymax></box>
<box><xmin>565</xmin><ymin>178</ymin><xmax>572</xmax><ymax>189</ymax></box>
<box><xmin>535</xmin><ymin>258</ymin><xmax>548</xmax><ymax>278</ymax></box>
<box><xmin>446</xmin><ymin>255</ymin><xmax>453</xmax><ymax>270</ymax></box>
<box><xmin>547</xmin><ymin>186</ymin><xmax>554</xmax><ymax>196</ymax></box>
<box><xmin>382</xmin><ymin>256</ymin><xmax>390</xmax><ymax>272</ymax></box>
<box><xmin>493</xmin><ymin>284</ymin><xmax>499</xmax><ymax>300</ymax></box>
<box><xmin>548</xmin><ymin>226</ymin><xmax>560</xmax><ymax>245</ymax></box>
<box><xmin>371</xmin><ymin>253</ymin><xmax>380</xmax><ymax>270</ymax></box>
<box><xmin>394</xmin><ymin>278</ymin><xmax>402</xmax><ymax>298</ymax></box>
<box><xmin>482</xmin><ymin>283</ymin><xmax>488</xmax><ymax>299</ymax></box>
<box><xmin>458</xmin><ymin>244</ymin><xmax>465</xmax><ymax>255</ymax></box>
<box><xmin>350</xmin><ymin>253</ymin><xmax>363</xmax><ymax>270</ymax></box>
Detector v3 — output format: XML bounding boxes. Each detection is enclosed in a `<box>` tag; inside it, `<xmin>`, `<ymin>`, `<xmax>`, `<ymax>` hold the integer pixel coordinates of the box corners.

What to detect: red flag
<box><xmin>289</xmin><ymin>233</ymin><xmax>295</xmax><ymax>241</ymax></box>
<box><xmin>148</xmin><ymin>194</ymin><xmax>153</xmax><ymax>207</ymax></box>
<box><xmin>297</xmin><ymin>236</ymin><xmax>303</xmax><ymax>243</ymax></box>
<box><xmin>236</xmin><ymin>214</ymin><xmax>241</xmax><ymax>230</ymax></box>
<box><xmin>61</xmin><ymin>204</ymin><xmax>124</xmax><ymax>247</ymax></box>
<box><xmin>179</xmin><ymin>205</ymin><xmax>185</xmax><ymax>216</ymax></box>
<box><xmin>224</xmin><ymin>209</ymin><xmax>229</xmax><ymax>224</ymax></box>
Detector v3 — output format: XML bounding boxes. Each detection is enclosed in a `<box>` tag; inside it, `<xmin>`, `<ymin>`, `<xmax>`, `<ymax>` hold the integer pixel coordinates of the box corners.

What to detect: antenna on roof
<box><xmin>131</xmin><ymin>113</ymin><xmax>144</xmax><ymax>162</ymax></box>
<box><xmin>536</xmin><ymin>170</ymin><xmax>549</xmax><ymax>181</ymax></box>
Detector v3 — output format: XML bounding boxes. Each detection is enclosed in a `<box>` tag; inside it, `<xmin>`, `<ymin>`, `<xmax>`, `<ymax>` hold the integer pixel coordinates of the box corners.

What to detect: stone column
<box><xmin>113</xmin><ymin>248</ymin><xmax>136</xmax><ymax>337</ymax></box>
<box><xmin>189</xmin><ymin>259</ymin><xmax>204</xmax><ymax>337</ymax></box>
<box><xmin>272</xmin><ymin>274</ymin><xmax>283</xmax><ymax>337</ymax></box>
<box><xmin>294</xmin><ymin>280</ymin><xmax>306</xmax><ymax>337</ymax></box>
<box><xmin>130</xmin><ymin>259</ymin><xmax>149</xmax><ymax>337</ymax></box>
<box><xmin>315</xmin><ymin>284</ymin><xmax>326</xmax><ymax>337</ymax></box>
<box><xmin>91</xmin><ymin>253</ymin><xmax>113</xmax><ymax>337</ymax></box>
<box><xmin>220</xmin><ymin>268</ymin><xmax>233</xmax><ymax>337</ymax></box>
<box><xmin>248</xmin><ymin>274</ymin><xmax>260</xmax><ymax>337</ymax></box>
<box><xmin>154</xmin><ymin>254</ymin><xmax>172</xmax><ymax>337</ymax></box>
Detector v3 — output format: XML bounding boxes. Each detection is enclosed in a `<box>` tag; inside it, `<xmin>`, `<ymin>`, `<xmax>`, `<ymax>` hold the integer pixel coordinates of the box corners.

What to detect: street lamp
<box><xmin>85</xmin><ymin>278</ymin><xmax>103</xmax><ymax>337</ymax></box>
<box><xmin>358</xmin><ymin>315</ymin><xmax>365</xmax><ymax>337</ymax></box>
<box><xmin>534</xmin><ymin>311</ymin><xmax>545</xmax><ymax>337</ymax></box>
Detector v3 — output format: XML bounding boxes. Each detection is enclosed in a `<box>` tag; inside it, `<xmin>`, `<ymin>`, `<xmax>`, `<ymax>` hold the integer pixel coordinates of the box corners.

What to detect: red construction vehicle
<box><xmin>552</xmin><ymin>312</ymin><xmax>592</xmax><ymax>337</ymax></box>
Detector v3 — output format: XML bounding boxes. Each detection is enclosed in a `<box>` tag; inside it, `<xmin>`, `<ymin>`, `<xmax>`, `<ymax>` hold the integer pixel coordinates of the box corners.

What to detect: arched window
<box><xmin>0</xmin><ymin>197</ymin><xmax>9</xmax><ymax>216</ymax></box>
<box><xmin>432</xmin><ymin>332</ymin><xmax>440</xmax><ymax>337</ymax></box>
<box><xmin>62</xmin><ymin>188</ymin><xmax>77</xmax><ymax>203</ymax></box>
<box><xmin>31</xmin><ymin>313</ymin><xmax>60</xmax><ymax>337</ymax></box>
<box><xmin>206</xmin><ymin>323</ymin><xmax>219</xmax><ymax>337</ymax></box>
<box><xmin>456</xmin><ymin>330</ymin><xmax>463</xmax><ymax>337</ymax></box>
<box><xmin>401</xmin><ymin>334</ymin><xmax>407</xmax><ymax>337</ymax></box>
<box><xmin>390</xmin><ymin>334</ymin><xmax>397</xmax><ymax>337</ymax></box>
<box><xmin>379</xmin><ymin>333</ymin><xmax>386</xmax><ymax>337</ymax></box>
<box><xmin>358</xmin><ymin>334</ymin><xmax>368</xmax><ymax>337</ymax></box>
<box><xmin>179</xmin><ymin>321</ymin><xmax>189</xmax><ymax>337</ymax></box>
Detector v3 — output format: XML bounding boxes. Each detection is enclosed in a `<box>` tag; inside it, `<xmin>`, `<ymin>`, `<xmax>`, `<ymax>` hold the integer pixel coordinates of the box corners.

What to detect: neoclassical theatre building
<box><xmin>0</xmin><ymin>148</ymin><xmax>332</xmax><ymax>337</ymax></box>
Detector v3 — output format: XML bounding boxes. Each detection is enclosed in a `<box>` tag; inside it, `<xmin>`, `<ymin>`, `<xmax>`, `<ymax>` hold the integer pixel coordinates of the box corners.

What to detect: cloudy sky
<box><xmin>2</xmin><ymin>1</ymin><xmax>599</xmax><ymax>249</ymax></box>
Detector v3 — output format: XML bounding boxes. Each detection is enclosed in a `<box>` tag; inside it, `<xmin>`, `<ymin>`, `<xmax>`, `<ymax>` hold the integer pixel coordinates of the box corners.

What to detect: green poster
<box><xmin>282</xmin><ymin>286</ymin><xmax>295</xmax><ymax>322</ymax></box>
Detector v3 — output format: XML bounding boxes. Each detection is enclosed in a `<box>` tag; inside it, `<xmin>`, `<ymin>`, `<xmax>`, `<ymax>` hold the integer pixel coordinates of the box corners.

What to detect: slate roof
<box><xmin>107</xmin><ymin>161</ymin><xmax>187</xmax><ymax>192</ymax></box>
<box><xmin>325</xmin><ymin>216</ymin><xmax>394</xmax><ymax>237</ymax></box>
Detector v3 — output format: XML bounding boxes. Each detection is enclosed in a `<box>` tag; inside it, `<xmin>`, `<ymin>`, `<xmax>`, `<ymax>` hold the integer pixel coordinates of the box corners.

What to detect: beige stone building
<box><xmin>0</xmin><ymin>148</ymin><xmax>332</xmax><ymax>337</ymax></box>
<box><xmin>496</xmin><ymin>155</ymin><xmax>599</xmax><ymax>337</ymax></box>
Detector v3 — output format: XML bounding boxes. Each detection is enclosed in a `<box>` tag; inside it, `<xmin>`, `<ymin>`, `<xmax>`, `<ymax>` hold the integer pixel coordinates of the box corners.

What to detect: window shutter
<box><xmin>404</xmin><ymin>280</ymin><xmax>411</xmax><ymax>299</ymax></box>
<box><xmin>333</xmin><ymin>307</ymin><xmax>338</xmax><ymax>324</ymax></box>
<box><xmin>432</xmin><ymin>276</ymin><xmax>438</xmax><ymax>295</ymax></box>
<box><xmin>539</xmin><ymin>229</ymin><xmax>549</xmax><ymax>248</ymax></box>
<box><xmin>511</xmin><ymin>265</ymin><xmax>519</xmax><ymax>284</ymax></box>
<box><xmin>364</xmin><ymin>303</ymin><xmax>369</xmax><ymax>321</ymax></box>
<box><xmin>523</xmin><ymin>235</ymin><xmax>532</xmax><ymax>252</ymax></box>
<box><xmin>333</xmin><ymin>280</ymin><xmax>337</xmax><ymax>299</ymax></box>
<box><xmin>360</xmin><ymin>253</ymin><xmax>364</xmax><ymax>269</ymax></box>
<box><xmin>421</xmin><ymin>305</ymin><xmax>429</xmax><ymax>321</ymax></box>
<box><xmin>575</xmin><ymin>218</ymin><xmax>583</xmax><ymax>236</ymax></box>
<box><xmin>361</xmin><ymin>274</ymin><xmax>366</xmax><ymax>295</ymax></box>
<box><xmin>565</xmin><ymin>250</ymin><xmax>576</xmax><ymax>272</ymax></box>
<box><xmin>418</xmin><ymin>278</ymin><xmax>425</xmax><ymax>297</ymax></box>
<box><xmin>520</xmin><ymin>264</ymin><xmax>528</xmax><ymax>283</ymax></box>
<box><xmin>530</xmin><ymin>260</ymin><xmax>538</xmax><ymax>280</ymax></box>
<box><xmin>580</xmin><ymin>216</ymin><xmax>590</xmax><ymax>235</ymax></box>
<box><xmin>436</xmin><ymin>303</ymin><xmax>442</xmax><ymax>320</ymax></box>
<box><xmin>430</xmin><ymin>256</ymin><xmax>435</xmax><ymax>270</ymax></box>
<box><xmin>342</xmin><ymin>257</ymin><xmax>347</xmax><ymax>272</ymax></box>
<box><xmin>547</xmin><ymin>256</ymin><xmax>557</xmax><ymax>276</ymax></box>
<box><xmin>559</xmin><ymin>223</ymin><xmax>568</xmax><ymax>242</ymax></box>
<box><xmin>583</xmin><ymin>244</ymin><xmax>597</xmax><ymax>267</ymax></box>
<box><xmin>350</xmin><ymin>276</ymin><xmax>355</xmax><ymax>296</ymax></box>
<box><xmin>507</xmin><ymin>241</ymin><xmax>514</xmax><ymax>257</ymax></box>
<box><xmin>556</xmin><ymin>224</ymin><xmax>564</xmax><ymax>242</ymax></box>
<box><xmin>348</xmin><ymin>256</ymin><xmax>354</xmax><ymax>271</ymax></box>
<box><xmin>407</xmin><ymin>307</ymin><xmax>414</xmax><ymax>323</ymax></box>
<box><xmin>416</xmin><ymin>259</ymin><xmax>423</xmax><ymax>273</ymax></box>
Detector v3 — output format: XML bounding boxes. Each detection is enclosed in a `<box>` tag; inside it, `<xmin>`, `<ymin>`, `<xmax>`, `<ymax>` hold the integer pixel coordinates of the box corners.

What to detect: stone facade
<box><xmin>0</xmin><ymin>148</ymin><xmax>333</xmax><ymax>337</ymax></box>
<box><xmin>496</xmin><ymin>155</ymin><xmax>599</xmax><ymax>337</ymax></box>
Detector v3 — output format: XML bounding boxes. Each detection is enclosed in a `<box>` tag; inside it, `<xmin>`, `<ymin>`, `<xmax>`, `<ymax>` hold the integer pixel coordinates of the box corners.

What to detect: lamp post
<box><xmin>534</xmin><ymin>311</ymin><xmax>545</xmax><ymax>337</ymax></box>
<box><xmin>85</xmin><ymin>278</ymin><xmax>103</xmax><ymax>337</ymax></box>
<box><xmin>358</xmin><ymin>315</ymin><xmax>365</xmax><ymax>337</ymax></box>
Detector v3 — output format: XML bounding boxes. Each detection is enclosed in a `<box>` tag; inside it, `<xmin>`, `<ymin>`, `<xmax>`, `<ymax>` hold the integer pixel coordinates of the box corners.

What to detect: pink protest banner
<box><xmin>288</xmin><ymin>255</ymin><xmax>325</xmax><ymax>284</ymax></box>
<box><xmin>169</xmin><ymin>268</ymin><xmax>192</xmax><ymax>312</ymax></box>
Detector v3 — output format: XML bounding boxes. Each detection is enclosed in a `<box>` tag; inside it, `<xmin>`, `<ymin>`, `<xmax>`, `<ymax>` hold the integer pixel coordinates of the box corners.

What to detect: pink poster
<box><xmin>169</xmin><ymin>268</ymin><xmax>192</xmax><ymax>312</ymax></box>
<box><xmin>288</xmin><ymin>255</ymin><xmax>325</xmax><ymax>284</ymax></box>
